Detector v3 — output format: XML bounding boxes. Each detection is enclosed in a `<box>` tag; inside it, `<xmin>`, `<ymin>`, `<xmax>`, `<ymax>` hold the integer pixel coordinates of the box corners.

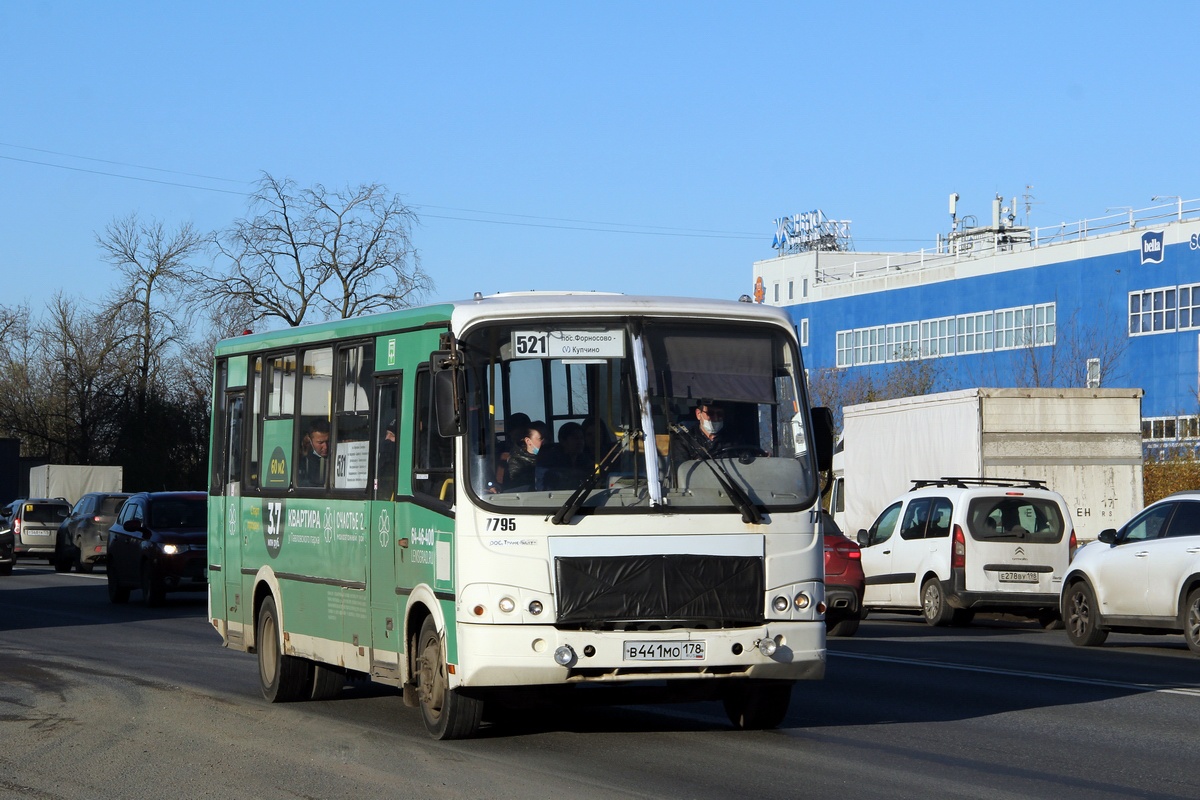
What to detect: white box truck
<box><xmin>828</xmin><ymin>388</ymin><xmax>1143</xmax><ymax>544</ymax></box>
<box><xmin>28</xmin><ymin>464</ymin><xmax>124</xmax><ymax>507</ymax></box>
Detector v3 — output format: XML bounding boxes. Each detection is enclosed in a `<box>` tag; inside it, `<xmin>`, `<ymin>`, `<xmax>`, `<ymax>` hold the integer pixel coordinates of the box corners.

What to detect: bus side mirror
<box><xmin>811</xmin><ymin>406</ymin><xmax>835</xmax><ymax>472</ymax></box>
<box><xmin>430</xmin><ymin>351</ymin><xmax>464</xmax><ymax>437</ymax></box>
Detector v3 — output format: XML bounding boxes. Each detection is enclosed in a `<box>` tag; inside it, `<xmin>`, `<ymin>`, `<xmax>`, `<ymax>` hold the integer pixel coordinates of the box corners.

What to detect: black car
<box><xmin>106</xmin><ymin>491</ymin><xmax>207</xmax><ymax>606</ymax></box>
<box><xmin>54</xmin><ymin>492</ymin><xmax>133</xmax><ymax>573</ymax></box>
<box><xmin>0</xmin><ymin>499</ymin><xmax>16</xmax><ymax>576</ymax></box>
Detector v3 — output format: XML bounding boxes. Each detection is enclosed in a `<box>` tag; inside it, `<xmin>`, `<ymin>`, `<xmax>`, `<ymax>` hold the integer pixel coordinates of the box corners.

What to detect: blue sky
<box><xmin>3</xmin><ymin>2</ymin><xmax>1198</xmax><ymax>322</ymax></box>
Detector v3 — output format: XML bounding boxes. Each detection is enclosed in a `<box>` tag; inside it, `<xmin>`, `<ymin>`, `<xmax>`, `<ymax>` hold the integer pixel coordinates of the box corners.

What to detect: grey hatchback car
<box><xmin>54</xmin><ymin>492</ymin><xmax>132</xmax><ymax>573</ymax></box>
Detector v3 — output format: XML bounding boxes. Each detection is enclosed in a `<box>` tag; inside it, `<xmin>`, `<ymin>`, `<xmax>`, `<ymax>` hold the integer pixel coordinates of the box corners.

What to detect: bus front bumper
<box><xmin>452</xmin><ymin>621</ymin><xmax>825</xmax><ymax>688</ymax></box>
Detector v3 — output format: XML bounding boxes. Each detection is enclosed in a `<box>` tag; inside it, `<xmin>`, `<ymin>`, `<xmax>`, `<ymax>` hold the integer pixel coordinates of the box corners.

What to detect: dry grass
<box><xmin>1144</xmin><ymin>455</ymin><xmax>1200</xmax><ymax>505</ymax></box>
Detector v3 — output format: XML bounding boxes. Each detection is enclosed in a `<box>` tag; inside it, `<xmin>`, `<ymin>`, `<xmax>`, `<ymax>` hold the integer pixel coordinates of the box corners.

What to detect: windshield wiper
<box><xmin>670</xmin><ymin>424</ymin><xmax>763</xmax><ymax>524</ymax></box>
<box><xmin>551</xmin><ymin>434</ymin><xmax>632</xmax><ymax>525</ymax></box>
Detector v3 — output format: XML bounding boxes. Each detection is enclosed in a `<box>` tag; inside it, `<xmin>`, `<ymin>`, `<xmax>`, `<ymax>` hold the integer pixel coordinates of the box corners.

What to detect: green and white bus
<box><xmin>207</xmin><ymin>292</ymin><xmax>833</xmax><ymax>738</ymax></box>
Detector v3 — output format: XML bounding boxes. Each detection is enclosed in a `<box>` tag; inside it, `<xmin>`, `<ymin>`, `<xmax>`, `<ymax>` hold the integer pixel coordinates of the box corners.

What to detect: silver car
<box><xmin>54</xmin><ymin>492</ymin><xmax>133</xmax><ymax>573</ymax></box>
<box><xmin>12</xmin><ymin>498</ymin><xmax>71</xmax><ymax>560</ymax></box>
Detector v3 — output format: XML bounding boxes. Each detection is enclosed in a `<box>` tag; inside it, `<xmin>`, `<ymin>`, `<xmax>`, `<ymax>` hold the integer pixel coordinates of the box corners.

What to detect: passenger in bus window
<box><xmin>672</xmin><ymin>400</ymin><xmax>760</xmax><ymax>461</ymax></box>
<box><xmin>505</xmin><ymin>421</ymin><xmax>546</xmax><ymax>491</ymax></box>
<box><xmin>494</xmin><ymin>412</ymin><xmax>531</xmax><ymax>488</ymax></box>
<box><xmin>298</xmin><ymin>419</ymin><xmax>331</xmax><ymax>486</ymax></box>
<box><xmin>377</xmin><ymin>419</ymin><xmax>397</xmax><ymax>488</ymax></box>
<box><xmin>540</xmin><ymin>421</ymin><xmax>590</xmax><ymax>490</ymax></box>
<box><xmin>581</xmin><ymin>416</ymin><xmax>615</xmax><ymax>464</ymax></box>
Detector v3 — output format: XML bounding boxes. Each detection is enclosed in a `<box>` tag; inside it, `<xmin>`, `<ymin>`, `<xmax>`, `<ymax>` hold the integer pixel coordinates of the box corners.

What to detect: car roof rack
<box><xmin>909</xmin><ymin>477</ymin><xmax>1048</xmax><ymax>491</ymax></box>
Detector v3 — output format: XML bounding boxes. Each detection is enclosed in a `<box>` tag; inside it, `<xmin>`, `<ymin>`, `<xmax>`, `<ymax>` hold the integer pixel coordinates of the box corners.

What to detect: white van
<box><xmin>856</xmin><ymin>478</ymin><xmax>1076</xmax><ymax>627</ymax></box>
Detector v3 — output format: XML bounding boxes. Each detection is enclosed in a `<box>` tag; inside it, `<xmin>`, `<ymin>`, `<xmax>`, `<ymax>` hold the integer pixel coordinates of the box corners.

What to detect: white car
<box><xmin>1062</xmin><ymin>491</ymin><xmax>1200</xmax><ymax>654</ymax></box>
<box><xmin>857</xmin><ymin>478</ymin><xmax>1076</xmax><ymax>627</ymax></box>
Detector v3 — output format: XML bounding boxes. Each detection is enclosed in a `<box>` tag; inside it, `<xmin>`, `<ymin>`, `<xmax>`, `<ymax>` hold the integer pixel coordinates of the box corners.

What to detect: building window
<box><xmin>836</xmin><ymin>331</ymin><xmax>853</xmax><ymax>367</ymax></box>
<box><xmin>1142</xmin><ymin>415</ymin><xmax>1197</xmax><ymax>441</ymax></box>
<box><xmin>920</xmin><ymin>316</ymin><xmax>956</xmax><ymax>357</ymax></box>
<box><xmin>956</xmin><ymin>312</ymin><xmax>993</xmax><ymax>353</ymax></box>
<box><xmin>1181</xmin><ymin>284</ymin><xmax>1200</xmax><ymax>329</ymax></box>
<box><xmin>887</xmin><ymin>322</ymin><xmax>920</xmax><ymax>361</ymax></box>
<box><xmin>1034</xmin><ymin>302</ymin><xmax>1056</xmax><ymax>345</ymax></box>
<box><xmin>803</xmin><ymin>278</ymin><xmax>809</xmax><ymax>298</ymax></box>
<box><xmin>1130</xmin><ymin>288</ymin><xmax>1177</xmax><ymax>335</ymax></box>
<box><xmin>994</xmin><ymin>305</ymin><xmax>1036</xmax><ymax>350</ymax></box>
<box><xmin>858</xmin><ymin>326</ymin><xmax>887</xmax><ymax>365</ymax></box>
<box><xmin>834</xmin><ymin>301</ymin><xmax>1054</xmax><ymax>368</ymax></box>
<box><xmin>1186</xmin><ymin>285</ymin><xmax>1200</xmax><ymax>329</ymax></box>
<box><xmin>801</xmin><ymin>318</ymin><xmax>809</xmax><ymax>347</ymax></box>
<box><xmin>788</xmin><ymin>281</ymin><xmax>794</xmax><ymax>300</ymax></box>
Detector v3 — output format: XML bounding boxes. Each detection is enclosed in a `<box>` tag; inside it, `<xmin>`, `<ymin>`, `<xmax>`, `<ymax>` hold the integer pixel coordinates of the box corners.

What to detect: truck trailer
<box><xmin>28</xmin><ymin>464</ymin><xmax>124</xmax><ymax>507</ymax></box>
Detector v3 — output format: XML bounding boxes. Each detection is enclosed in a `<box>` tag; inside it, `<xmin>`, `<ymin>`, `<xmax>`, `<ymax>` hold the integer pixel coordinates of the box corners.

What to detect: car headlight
<box><xmin>160</xmin><ymin>543</ymin><xmax>188</xmax><ymax>555</ymax></box>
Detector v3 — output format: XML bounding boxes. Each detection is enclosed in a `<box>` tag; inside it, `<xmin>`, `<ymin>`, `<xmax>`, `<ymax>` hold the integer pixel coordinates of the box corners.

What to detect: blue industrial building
<box><xmin>753</xmin><ymin>197</ymin><xmax>1200</xmax><ymax>448</ymax></box>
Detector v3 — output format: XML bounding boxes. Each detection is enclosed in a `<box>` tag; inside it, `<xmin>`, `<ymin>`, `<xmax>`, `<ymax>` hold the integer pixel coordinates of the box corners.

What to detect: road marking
<box><xmin>832</xmin><ymin>650</ymin><xmax>1200</xmax><ymax>697</ymax></box>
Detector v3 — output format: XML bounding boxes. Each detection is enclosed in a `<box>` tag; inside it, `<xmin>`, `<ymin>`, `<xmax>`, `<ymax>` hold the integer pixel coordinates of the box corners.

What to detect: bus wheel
<box><xmin>722</xmin><ymin>679</ymin><xmax>792</xmax><ymax>730</ymax></box>
<box><xmin>257</xmin><ymin>596</ymin><xmax>312</xmax><ymax>702</ymax></box>
<box><xmin>310</xmin><ymin>663</ymin><xmax>345</xmax><ymax>700</ymax></box>
<box><xmin>415</xmin><ymin>616</ymin><xmax>483</xmax><ymax>739</ymax></box>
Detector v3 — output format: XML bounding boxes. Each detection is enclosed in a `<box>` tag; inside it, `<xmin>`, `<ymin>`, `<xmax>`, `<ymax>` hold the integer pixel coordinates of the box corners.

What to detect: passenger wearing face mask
<box><xmin>504</xmin><ymin>420</ymin><xmax>547</xmax><ymax>491</ymax></box>
<box><xmin>672</xmin><ymin>400</ymin><xmax>750</xmax><ymax>462</ymax></box>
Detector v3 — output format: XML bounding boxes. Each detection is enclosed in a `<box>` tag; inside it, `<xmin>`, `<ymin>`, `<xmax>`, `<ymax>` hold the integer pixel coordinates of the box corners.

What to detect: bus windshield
<box><xmin>461</xmin><ymin>317</ymin><xmax>817</xmax><ymax>514</ymax></box>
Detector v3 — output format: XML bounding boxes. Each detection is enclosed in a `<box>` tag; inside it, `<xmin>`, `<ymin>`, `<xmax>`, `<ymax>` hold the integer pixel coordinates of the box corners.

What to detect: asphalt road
<box><xmin>1</xmin><ymin>562</ymin><xmax>1198</xmax><ymax>800</ymax></box>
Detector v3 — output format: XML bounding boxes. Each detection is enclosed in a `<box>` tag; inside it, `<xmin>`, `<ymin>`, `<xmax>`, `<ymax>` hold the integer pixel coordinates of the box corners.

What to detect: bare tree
<box><xmin>0</xmin><ymin>304</ymin><xmax>58</xmax><ymax>456</ymax></box>
<box><xmin>39</xmin><ymin>294</ymin><xmax>132</xmax><ymax>463</ymax></box>
<box><xmin>0</xmin><ymin>297</ymin><xmax>131</xmax><ymax>463</ymax></box>
<box><xmin>206</xmin><ymin>173</ymin><xmax>431</xmax><ymax>328</ymax></box>
<box><xmin>808</xmin><ymin>355</ymin><xmax>944</xmax><ymax>434</ymax></box>
<box><xmin>96</xmin><ymin>214</ymin><xmax>205</xmax><ymax>414</ymax></box>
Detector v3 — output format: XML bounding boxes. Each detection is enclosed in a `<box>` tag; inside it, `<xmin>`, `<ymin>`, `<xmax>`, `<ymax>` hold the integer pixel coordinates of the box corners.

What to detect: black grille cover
<box><xmin>554</xmin><ymin>554</ymin><xmax>763</xmax><ymax>627</ymax></box>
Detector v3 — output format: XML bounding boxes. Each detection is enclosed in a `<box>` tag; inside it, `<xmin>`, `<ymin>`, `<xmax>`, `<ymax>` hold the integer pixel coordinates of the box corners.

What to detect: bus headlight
<box><xmin>498</xmin><ymin>596</ymin><xmax>516</xmax><ymax>613</ymax></box>
<box><xmin>757</xmin><ymin>637</ymin><xmax>778</xmax><ymax>657</ymax></box>
<box><xmin>528</xmin><ymin>600</ymin><xmax>544</xmax><ymax>615</ymax></box>
<box><xmin>772</xmin><ymin>596</ymin><xmax>790</xmax><ymax>613</ymax></box>
<box><xmin>793</xmin><ymin>592</ymin><xmax>812</xmax><ymax>610</ymax></box>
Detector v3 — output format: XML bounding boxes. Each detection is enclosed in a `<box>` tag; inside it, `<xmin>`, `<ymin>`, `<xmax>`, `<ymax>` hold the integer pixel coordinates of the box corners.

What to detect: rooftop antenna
<box><xmin>1023</xmin><ymin>185</ymin><xmax>1040</xmax><ymax>228</ymax></box>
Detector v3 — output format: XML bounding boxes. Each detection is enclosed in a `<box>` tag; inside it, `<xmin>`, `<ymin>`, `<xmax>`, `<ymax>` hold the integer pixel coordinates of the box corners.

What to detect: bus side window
<box><xmin>414</xmin><ymin>369</ymin><xmax>454</xmax><ymax>505</ymax></box>
<box><xmin>295</xmin><ymin>348</ymin><xmax>333</xmax><ymax>489</ymax></box>
<box><xmin>375</xmin><ymin>380</ymin><xmax>400</xmax><ymax>500</ymax></box>
<box><xmin>330</xmin><ymin>343</ymin><xmax>373</xmax><ymax>492</ymax></box>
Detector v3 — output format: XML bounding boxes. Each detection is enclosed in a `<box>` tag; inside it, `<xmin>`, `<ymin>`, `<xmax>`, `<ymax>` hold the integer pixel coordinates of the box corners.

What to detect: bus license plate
<box><xmin>999</xmin><ymin>571</ymin><xmax>1038</xmax><ymax>583</ymax></box>
<box><xmin>623</xmin><ymin>641</ymin><xmax>706</xmax><ymax>661</ymax></box>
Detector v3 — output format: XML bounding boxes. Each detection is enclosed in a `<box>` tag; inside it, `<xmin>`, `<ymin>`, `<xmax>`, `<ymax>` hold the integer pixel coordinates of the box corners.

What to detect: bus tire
<box><xmin>310</xmin><ymin>662</ymin><xmax>345</xmax><ymax>700</ymax></box>
<box><xmin>415</xmin><ymin>615</ymin><xmax>483</xmax><ymax>739</ymax></box>
<box><xmin>257</xmin><ymin>596</ymin><xmax>311</xmax><ymax>702</ymax></box>
<box><xmin>722</xmin><ymin>679</ymin><xmax>792</xmax><ymax>730</ymax></box>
